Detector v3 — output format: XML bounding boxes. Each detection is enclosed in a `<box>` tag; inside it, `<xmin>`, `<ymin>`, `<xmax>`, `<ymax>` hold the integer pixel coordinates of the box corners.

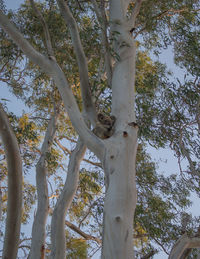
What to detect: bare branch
<box><xmin>0</xmin><ymin>104</ymin><xmax>22</xmax><ymax>259</ymax></box>
<box><xmin>153</xmin><ymin>237</ymin><xmax>169</xmax><ymax>255</ymax></box>
<box><xmin>169</xmin><ymin>234</ymin><xmax>200</xmax><ymax>259</ymax></box>
<box><xmin>56</xmin><ymin>0</ymin><xmax>98</xmax><ymax>126</ymax></box>
<box><xmin>91</xmin><ymin>0</ymin><xmax>112</xmax><ymax>86</ymax></box>
<box><xmin>0</xmin><ymin>10</ymin><xmax>51</xmax><ymax>72</ymax></box>
<box><xmin>29</xmin><ymin>0</ymin><xmax>55</xmax><ymax>59</ymax></box>
<box><xmin>0</xmin><ymin>10</ymin><xmax>105</xmax><ymax>158</ymax></box>
<box><xmin>65</xmin><ymin>220</ymin><xmax>101</xmax><ymax>244</ymax></box>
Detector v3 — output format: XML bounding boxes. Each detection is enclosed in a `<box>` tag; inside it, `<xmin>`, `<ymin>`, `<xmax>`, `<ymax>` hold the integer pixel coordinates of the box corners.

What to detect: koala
<box><xmin>93</xmin><ymin>113</ymin><xmax>116</xmax><ymax>139</ymax></box>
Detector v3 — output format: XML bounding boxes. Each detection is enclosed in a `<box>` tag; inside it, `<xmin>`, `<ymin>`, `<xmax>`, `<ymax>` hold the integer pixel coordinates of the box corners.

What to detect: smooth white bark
<box><xmin>110</xmin><ymin>2</ymin><xmax>137</xmax><ymax>125</ymax></box>
<box><xmin>29</xmin><ymin>114</ymin><xmax>58</xmax><ymax>259</ymax></box>
<box><xmin>169</xmin><ymin>234</ymin><xmax>200</xmax><ymax>259</ymax></box>
<box><xmin>0</xmin><ymin>1</ymin><xmax>141</xmax><ymax>258</ymax></box>
<box><xmin>100</xmin><ymin>1</ymin><xmax>139</xmax><ymax>258</ymax></box>
<box><xmin>56</xmin><ymin>0</ymin><xmax>98</xmax><ymax>126</ymax></box>
<box><xmin>102</xmin><ymin>127</ymin><xmax>138</xmax><ymax>258</ymax></box>
<box><xmin>50</xmin><ymin>139</ymin><xmax>86</xmax><ymax>259</ymax></box>
<box><xmin>0</xmin><ymin>104</ymin><xmax>22</xmax><ymax>259</ymax></box>
<box><xmin>0</xmin><ymin>10</ymin><xmax>104</xmax><ymax>159</ymax></box>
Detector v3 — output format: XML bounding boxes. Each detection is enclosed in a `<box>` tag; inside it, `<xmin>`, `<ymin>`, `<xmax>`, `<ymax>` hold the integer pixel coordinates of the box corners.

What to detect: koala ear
<box><xmin>98</xmin><ymin>113</ymin><xmax>104</xmax><ymax>121</ymax></box>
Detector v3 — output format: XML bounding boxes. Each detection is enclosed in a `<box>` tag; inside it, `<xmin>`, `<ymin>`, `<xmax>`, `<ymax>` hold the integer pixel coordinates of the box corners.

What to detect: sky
<box><xmin>1</xmin><ymin>0</ymin><xmax>200</xmax><ymax>258</ymax></box>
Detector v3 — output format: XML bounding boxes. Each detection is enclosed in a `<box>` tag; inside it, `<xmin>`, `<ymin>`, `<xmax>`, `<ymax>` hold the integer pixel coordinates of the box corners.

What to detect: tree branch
<box><xmin>127</xmin><ymin>0</ymin><xmax>143</xmax><ymax>29</ymax></box>
<box><xmin>55</xmin><ymin>138</ymin><xmax>102</xmax><ymax>168</ymax></box>
<box><xmin>0</xmin><ymin>10</ymin><xmax>105</xmax><ymax>159</ymax></box>
<box><xmin>56</xmin><ymin>0</ymin><xmax>98</xmax><ymax>126</ymax></box>
<box><xmin>51</xmin><ymin>138</ymin><xmax>86</xmax><ymax>258</ymax></box>
<box><xmin>91</xmin><ymin>0</ymin><xmax>112</xmax><ymax>87</ymax></box>
<box><xmin>141</xmin><ymin>250</ymin><xmax>158</xmax><ymax>259</ymax></box>
<box><xmin>29</xmin><ymin>0</ymin><xmax>55</xmax><ymax>59</ymax></box>
<box><xmin>0</xmin><ymin>10</ymin><xmax>52</xmax><ymax>72</ymax></box>
<box><xmin>134</xmin><ymin>8</ymin><xmax>188</xmax><ymax>38</ymax></box>
<box><xmin>0</xmin><ymin>104</ymin><xmax>22</xmax><ymax>259</ymax></box>
<box><xmin>169</xmin><ymin>234</ymin><xmax>200</xmax><ymax>259</ymax></box>
<box><xmin>110</xmin><ymin>0</ymin><xmax>128</xmax><ymax>21</ymax></box>
<box><xmin>178</xmin><ymin>128</ymin><xmax>197</xmax><ymax>176</ymax></box>
<box><xmin>65</xmin><ymin>220</ymin><xmax>101</xmax><ymax>244</ymax></box>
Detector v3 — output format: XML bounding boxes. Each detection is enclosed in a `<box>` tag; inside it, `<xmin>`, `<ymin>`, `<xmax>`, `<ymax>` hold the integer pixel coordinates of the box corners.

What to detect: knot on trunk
<box><xmin>115</xmin><ymin>216</ymin><xmax>121</xmax><ymax>222</ymax></box>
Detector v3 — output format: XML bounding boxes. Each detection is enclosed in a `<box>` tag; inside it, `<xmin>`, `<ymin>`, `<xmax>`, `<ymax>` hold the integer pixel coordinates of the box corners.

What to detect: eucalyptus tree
<box><xmin>0</xmin><ymin>1</ymin><xmax>139</xmax><ymax>258</ymax></box>
<box><xmin>0</xmin><ymin>0</ymin><xmax>200</xmax><ymax>258</ymax></box>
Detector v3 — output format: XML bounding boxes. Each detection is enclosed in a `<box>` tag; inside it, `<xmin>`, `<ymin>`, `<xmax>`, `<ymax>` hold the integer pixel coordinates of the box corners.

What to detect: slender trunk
<box><xmin>0</xmin><ymin>104</ymin><xmax>22</xmax><ymax>259</ymax></box>
<box><xmin>29</xmin><ymin>160</ymin><xmax>49</xmax><ymax>259</ymax></box>
<box><xmin>102</xmin><ymin>129</ymin><xmax>137</xmax><ymax>259</ymax></box>
<box><xmin>50</xmin><ymin>139</ymin><xmax>86</xmax><ymax>259</ymax></box>
<box><xmin>30</xmin><ymin>114</ymin><xmax>58</xmax><ymax>259</ymax></box>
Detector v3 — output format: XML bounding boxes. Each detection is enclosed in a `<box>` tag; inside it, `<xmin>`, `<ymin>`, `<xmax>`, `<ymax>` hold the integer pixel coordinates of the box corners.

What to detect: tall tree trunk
<box><xmin>101</xmin><ymin>2</ymin><xmax>138</xmax><ymax>256</ymax></box>
<box><xmin>50</xmin><ymin>139</ymin><xmax>86</xmax><ymax>259</ymax></box>
<box><xmin>29</xmin><ymin>160</ymin><xmax>48</xmax><ymax>259</ymax></box>
<box><xmin>30</xmin><ymin>114</ymin><xmax>58</xmax><ymax>259</ymax></box>
<box><xmin>0</xmin><ymin>104</ymin><xmax>22</xmax><ymax>259</ymax></box>
<box><xmin>102</xmin><ymin>129</ymin><xmax>137</xmax><ymax>258</ymax></box>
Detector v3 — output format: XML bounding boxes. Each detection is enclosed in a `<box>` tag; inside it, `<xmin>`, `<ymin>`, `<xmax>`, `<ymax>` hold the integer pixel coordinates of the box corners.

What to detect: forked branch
<box><xmin>56</xmin><ymin>0</ymin><xmax>98</xmax><ymax>126</ymax></box>
<box><xmin>0</xmin><ymin>10</ymin><xmax>105</xmax><ymax>158</ymax></box>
